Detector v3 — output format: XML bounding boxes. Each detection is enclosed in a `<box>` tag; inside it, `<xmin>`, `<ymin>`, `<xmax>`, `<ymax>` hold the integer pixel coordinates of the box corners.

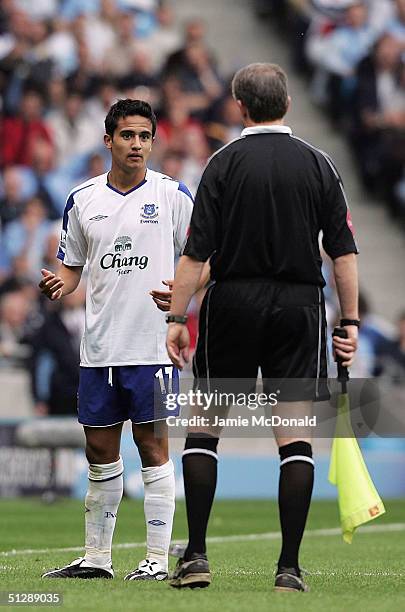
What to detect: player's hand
<box><xmin>166</xmin><ymin>323</ymin><xmax>190</xmax><ymax>370</ymax></box>
<box><xmin>39</xmin><ymin>269</ymin><xmax>64</xmax><ymax>301</ymax></box>
<box><xmin>150</xmin><ymin>280</ymin><xmax>173</xmax><ymax>311</ymax></box>
<box><xmin>333</xmin><ymin>325</ymin><xmax>358</xmax><ymax>368</ymax></box>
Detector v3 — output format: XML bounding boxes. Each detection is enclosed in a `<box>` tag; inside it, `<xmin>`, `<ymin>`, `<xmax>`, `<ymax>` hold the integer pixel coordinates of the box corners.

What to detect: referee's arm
<box><xmin>166</xmin><ymin>255</ymin><xmax>205</xmax><ymax>369</ymax></box>
<box><xmin>333</xmin><ymin>253</ymin><xmax>359</xmax><ymax>367</ymax></box>
<box><xmin>167</xmin><ymin>159</ymin><xmax>220</xmax><ymax>368</ymax></box>
<box><xmin>320</xmin><ymin>158</ymin><xmax>359</xmax><ymax>368</ymax></box>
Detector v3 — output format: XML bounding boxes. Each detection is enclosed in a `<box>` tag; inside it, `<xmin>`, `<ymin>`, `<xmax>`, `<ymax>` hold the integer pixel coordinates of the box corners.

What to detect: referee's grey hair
<box><xmin>231</xmin><ymin>63</ymin><xmax>289</xmax><ymax>122</ymax></box>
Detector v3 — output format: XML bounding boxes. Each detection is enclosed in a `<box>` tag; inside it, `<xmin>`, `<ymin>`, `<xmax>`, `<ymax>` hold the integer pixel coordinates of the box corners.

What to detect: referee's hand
<box><xmin>332</xmin><ymin>325</ymin><xmax>358</xmax><ymax>368</ymax></box>
<box><xmin>166</xmin><ymin>323</ymin><xmax>190</xmax><ymax>370</ymax></box>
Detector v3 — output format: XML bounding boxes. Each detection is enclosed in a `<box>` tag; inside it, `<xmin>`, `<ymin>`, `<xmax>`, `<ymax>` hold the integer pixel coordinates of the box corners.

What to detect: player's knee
<box><xmin>85</xmin><ymin>441</ymin><xmax>119</xmax><ymax>465</ymax></box>
<box><xmin>136</xmin><ymin>438</ymin><xmax>168</xmax><ymax>467</ymax></box>
<box><xmin>278</xmin><ymin>440</ymin><xmax>314</xmax><ymax>468</ymax></box>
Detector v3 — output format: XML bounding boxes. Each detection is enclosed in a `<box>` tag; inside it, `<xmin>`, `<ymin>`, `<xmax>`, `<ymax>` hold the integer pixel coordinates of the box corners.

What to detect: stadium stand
<box><xmin>0</xmin><ymin>0</ymin><xmax>403</xmax><ymax>421</ymax></box>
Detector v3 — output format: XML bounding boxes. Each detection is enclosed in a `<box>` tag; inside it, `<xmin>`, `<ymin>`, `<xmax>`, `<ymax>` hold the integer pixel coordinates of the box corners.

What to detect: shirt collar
<box><xmin>241</xmin><ymin>125</ymin><xmax>292</xmax><ymax>137</ymax></box>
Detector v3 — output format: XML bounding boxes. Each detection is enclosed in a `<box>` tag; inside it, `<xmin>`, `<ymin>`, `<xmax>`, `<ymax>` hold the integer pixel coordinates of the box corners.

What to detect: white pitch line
<box><xmin>1</xmin><ymin>523</ymin><xmax>405</xmax><ymax>558</ymax></box>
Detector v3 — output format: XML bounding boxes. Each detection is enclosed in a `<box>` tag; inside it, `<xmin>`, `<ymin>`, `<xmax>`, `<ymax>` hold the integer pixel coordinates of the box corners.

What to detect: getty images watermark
<box><xmin>164</xmin><ymin>389</ymin><xmax>317</xmax><ymax>429</ymax></box>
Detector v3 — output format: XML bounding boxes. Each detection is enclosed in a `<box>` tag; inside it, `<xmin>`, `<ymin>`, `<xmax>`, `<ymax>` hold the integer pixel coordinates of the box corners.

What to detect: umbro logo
<box><xmin>89</xmin><ymin>215</ymin><xmax>109</xmax><ymax>221</ymax></box>
<box><xmin>148</xmin><ymin>519</ymin><xmax>166</xmax><ymax>526</ymax></box>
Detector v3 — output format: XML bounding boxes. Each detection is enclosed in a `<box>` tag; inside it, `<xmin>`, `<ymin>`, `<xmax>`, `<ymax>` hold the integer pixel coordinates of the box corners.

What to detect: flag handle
<box><xmin>333</xmin><ymin>327</ymin><xmax>349</xmax><ymax>393</ymax></box>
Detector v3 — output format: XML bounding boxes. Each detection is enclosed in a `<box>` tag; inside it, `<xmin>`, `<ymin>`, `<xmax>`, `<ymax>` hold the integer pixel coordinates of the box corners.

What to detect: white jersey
<box><xmin>57</xmin><ymin>169</ymin><xmax>193</xmax><ymax>367</ymax></box>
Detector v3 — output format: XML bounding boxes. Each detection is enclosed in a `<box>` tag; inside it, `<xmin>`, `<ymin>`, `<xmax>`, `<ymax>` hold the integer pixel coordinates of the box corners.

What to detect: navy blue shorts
<box><xmin>78</xmin><ymin>365</ymin><xmax>180</xmax><ymax>427</ymax></box>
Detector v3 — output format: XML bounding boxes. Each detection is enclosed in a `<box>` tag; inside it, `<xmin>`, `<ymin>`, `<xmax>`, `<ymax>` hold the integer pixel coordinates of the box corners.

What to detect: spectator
<box><xmin>65</xmin><ymin>37</ymin><xmax>99</xmax><ymax>96</ymax></box>
<box><xmin>31</xmin><ymin>284</ymin><xmax>85</xmax><ymax>416</ymax></box>
<box><xmin>0</xmin><ymin>289</ymin><xmax>33</xmax><ymax>368</ymax></box>
<box><xmin>163</xmin><ymin>17</ymin><xmax>208</xmax><ymax>75</ymax></box>
<box><xmin>141</xmin><ymin>0</ymin><xmax>181</xmax><ymax>73</ymax></box>
<box><xmin>157</xmin><ymin>97</ymin><xmax>207</xmax><ymax>154</ymax></box>
<box><xmin>30</xmin><ymin>19</ymin><xmax>78</xmax><ymax>78</ymax></box>
<box><xmin>306</xmin><ymin>1</ymin><xmax>378</xmax><ymax>78</ymax></box>
<box><xmin>1</xmin><ymin>196</ymin><xmax>52</xmax><ymax>281</ymax></box>
<box><xmin>376</xmin><ymin>310</ymin><xmax>405</xmax><ymax>383</ymax></box>
<box><xmin>0</xmin><ymin>166</ymin><xmax>27</xmax><ymax>227</ymax></box>
<box><xmin>81</xmin><ymin>0</ymin><xmax>117</xmax><ymax>71</ymax></box>
<box><xmin>1</xmin><ymin>89</ymin><xmax>53</xmax><ymax>167</ymax></box>
<box><xmin>387</xmin><ymin>0</ymin><xmax>405</xmax><ymax>43</ymax></box>
<box><xmin>350</xmin><ymin>34</ymin><xmax>405</xmax><ymax>212</ymax></box>
<box><xmin>28</xmin><ymin>139</ymin><xmax>65</xmax><ymax>219</ymax></box>
<box><xmin>14</xmin><ymin>1</ymin><xmax>58</xmax><ymax>21</ymax></box>
<box><xmin>117</xmin><ymin>46</ymin><xmax>159</xmax><ymax>102</ymax></box>
<box><xmin>205</xmin><ymin>94</ymin><xmax>243</xmax><ymax>152</ymax></box>
<box><xmin>48</xmin><ymin>91</ymin><xmax>102</xmax><ymax>164</ymax></box>
<box><xmin>103</xmin><ymin>12</ymin><xmax>143</xmax><ymax>78</ymax></box>
<box><xmin>305</xmin><ymin>1</ymin><xmax>380</xmax><ymax>119</ymax></box>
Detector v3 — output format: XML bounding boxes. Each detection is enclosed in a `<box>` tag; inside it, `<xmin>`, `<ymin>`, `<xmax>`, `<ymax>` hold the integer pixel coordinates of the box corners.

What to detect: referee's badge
<box><xmin>346</xmin><ymin>208</ymin><xmax>355</xmax><ymax>236</ymax></box>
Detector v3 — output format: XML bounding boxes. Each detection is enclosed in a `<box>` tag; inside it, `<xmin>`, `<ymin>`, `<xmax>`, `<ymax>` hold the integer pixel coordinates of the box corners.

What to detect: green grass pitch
<box><xmin>1</xmin><ymin>498</ymin><xmax>404</xmax><ymax>612</ymax></box>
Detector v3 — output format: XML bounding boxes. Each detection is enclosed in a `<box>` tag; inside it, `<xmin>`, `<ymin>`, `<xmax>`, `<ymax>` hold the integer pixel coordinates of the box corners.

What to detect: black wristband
<box><xmin>165</xmin><ymin>314</ymin><xmax>188</xmax><ymax>324</ymax></box>
<box><xmin>340</xmin><ymin>318</ymin><xmax>360</xmax><ymax>328</ymax></box>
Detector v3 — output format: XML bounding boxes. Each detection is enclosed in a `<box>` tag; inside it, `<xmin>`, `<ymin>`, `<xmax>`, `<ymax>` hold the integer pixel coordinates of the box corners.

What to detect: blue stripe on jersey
<box><xmin>62</xmin><ymin>183</ymin><xmax>95</xmax><ymax>232</ymax></box>
<box><xmin>57</xmin><ymin>183</ymin><xmax>94</xmax><ymax>261</ymax></box>
<box><xmin>177</xmin><ymin>181</ymin><xmax>194</xmax><ymax>202</ymax></box>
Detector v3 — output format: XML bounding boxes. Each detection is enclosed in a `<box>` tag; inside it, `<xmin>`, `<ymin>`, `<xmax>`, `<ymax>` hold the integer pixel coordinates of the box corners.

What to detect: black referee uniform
<box><xmin>184</xmin><ymin>125</ymin><xmax>358</xmax><ymax>400</ymax></box>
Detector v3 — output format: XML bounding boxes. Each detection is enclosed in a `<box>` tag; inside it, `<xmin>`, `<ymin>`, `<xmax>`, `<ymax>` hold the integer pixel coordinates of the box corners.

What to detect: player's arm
<box><xmin>39</xmin><ymin>264</ymin><xmax>83</xmax><ymax>301</ymax></box>
<box><xmin>332</xmin><ymin>253</ymin><xmax>359</xmax><ymax>367</ymax></box>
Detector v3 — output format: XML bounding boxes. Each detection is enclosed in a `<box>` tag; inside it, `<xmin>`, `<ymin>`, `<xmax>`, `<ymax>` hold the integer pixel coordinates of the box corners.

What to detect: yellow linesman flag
<box><xmin>328</xmin><ymin>393</ymin><xmax>386</xmax><ymax>543</ymax></box>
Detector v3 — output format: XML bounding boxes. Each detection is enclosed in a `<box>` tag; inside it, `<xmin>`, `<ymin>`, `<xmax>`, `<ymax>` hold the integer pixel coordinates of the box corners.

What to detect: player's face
<box><xmin>105</xmin><ymin>115</ymin><xmax>154</xmax><ymax>174</ymax></box>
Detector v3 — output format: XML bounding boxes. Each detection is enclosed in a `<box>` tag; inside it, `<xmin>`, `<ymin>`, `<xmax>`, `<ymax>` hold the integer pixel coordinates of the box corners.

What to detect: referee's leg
<box><xmin>272</xmin><ymin>401</ymin><xmax>314</xmax><ymax>585</ymax></box>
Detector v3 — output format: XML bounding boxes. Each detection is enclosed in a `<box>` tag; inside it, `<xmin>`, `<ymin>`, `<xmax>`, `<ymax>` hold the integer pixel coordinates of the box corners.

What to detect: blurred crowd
<box><xmin>0</xmin><ymin>0</ymin><xmax>243</xmax><ymax>415</ymax></box>
<box><xmin>0</xmin><ymin>0</ymin><xmax>403</xmax><ymax>418</ymax></box>
<box><xmin>256</xmin><ymin>0</ymin><xmax>405</xmax><ymax>380</ymax></box>
<box><xmin>260</xmin><ymin>0</ymin><xmax>405</xmax><ymax>224</ymax></box>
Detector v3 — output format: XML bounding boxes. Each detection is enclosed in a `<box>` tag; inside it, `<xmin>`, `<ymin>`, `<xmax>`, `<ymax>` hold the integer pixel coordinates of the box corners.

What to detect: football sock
<box><xmin>141</xmin><ymin>459</ymin><xmax>175</xmax><ymax>571</ymax></box>
<box><xmin>277</xmin><ymin>441</ymin><xmax>314</xmax><ymax>574</ymax></box>
<box><xmin>182</xmin><ymin>434</ymin><xmax>219</xmax><ymax>560</ymax></box>
<box><xmin>84</xmin><ymin>457</ymin><xmax>124</xmax><ymax>567</ymax></box>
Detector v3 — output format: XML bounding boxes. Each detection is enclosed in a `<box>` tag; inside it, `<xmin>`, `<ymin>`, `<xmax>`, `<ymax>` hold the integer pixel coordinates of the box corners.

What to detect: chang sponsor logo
<box><xmin>100</xmin><ymin>235</ymin><xmax>149</xmax><ymax>275</ymax></box>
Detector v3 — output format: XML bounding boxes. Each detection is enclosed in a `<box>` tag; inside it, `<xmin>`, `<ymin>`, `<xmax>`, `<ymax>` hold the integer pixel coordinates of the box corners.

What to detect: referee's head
<box><xmin>231</xmin><ymin>63</ymin><xmax>290</xmax><ymax>124</ymax></box>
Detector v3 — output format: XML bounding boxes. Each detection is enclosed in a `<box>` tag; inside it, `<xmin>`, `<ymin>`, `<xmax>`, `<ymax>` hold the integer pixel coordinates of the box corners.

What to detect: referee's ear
<box><xmin>236</xmin><ymin>99</ymin><xmax>249</xmax><ymax>122</ymax></box>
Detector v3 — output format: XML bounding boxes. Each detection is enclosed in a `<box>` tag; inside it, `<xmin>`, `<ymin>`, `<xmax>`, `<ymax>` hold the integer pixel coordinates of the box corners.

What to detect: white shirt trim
<box><xmin>241</xmin><ymin>125</ymin><xmax>292</xmax><ymax>137</ymax></box>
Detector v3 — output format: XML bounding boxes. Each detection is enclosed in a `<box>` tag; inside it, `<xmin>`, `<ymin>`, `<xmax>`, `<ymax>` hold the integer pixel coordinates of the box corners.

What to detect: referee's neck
<box><xmin>243</xmin><ymin>118</ymin><xmax>285</xmax><ymax>128</ymax></box>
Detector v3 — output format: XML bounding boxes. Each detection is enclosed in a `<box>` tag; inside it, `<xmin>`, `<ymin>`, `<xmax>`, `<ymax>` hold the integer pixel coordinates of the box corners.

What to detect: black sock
<box><xmin>182</xmin><ymin>434</ymin><xmax>218</xmax><ymax>560</ymax></box>
<box><xmin>277</xmin><ymin>441</ymin><xmax>314</xmax><ymax>574</ymax></box>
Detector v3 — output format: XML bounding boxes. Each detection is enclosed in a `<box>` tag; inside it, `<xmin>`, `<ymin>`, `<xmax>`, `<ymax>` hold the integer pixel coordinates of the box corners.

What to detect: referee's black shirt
<box><xmin>183</xmin><ymin>125</ymin><xmax>358</xmax><ymax>287</ymax></box>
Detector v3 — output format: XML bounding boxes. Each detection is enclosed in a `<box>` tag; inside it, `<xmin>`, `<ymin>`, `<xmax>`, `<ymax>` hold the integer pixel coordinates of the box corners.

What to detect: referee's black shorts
<box><xmin>193</xmin><ymin>279</ymin><xmax>330</xmax><ymax>402</ymax></box>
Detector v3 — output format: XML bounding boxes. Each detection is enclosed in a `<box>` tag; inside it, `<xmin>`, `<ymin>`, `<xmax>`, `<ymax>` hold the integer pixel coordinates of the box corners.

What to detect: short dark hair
<box><xmin>232</xmin><ymin>63</ymin><xmax>289</xmax><ymax>122</ymax></box>
<box><xmin>104</xmin><ymin>99</ymin><xmax>157</xmax><ymax>137</ymax></box>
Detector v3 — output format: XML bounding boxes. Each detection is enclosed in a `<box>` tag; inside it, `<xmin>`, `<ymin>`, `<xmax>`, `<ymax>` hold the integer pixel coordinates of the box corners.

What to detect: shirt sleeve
<box><xmin>172</xmin><ymin>182</ymin><xmax>194</xmax><ymax>257</ymax></box>
<box><xmin>57</xmin><ymin>193</ymin><xmax>87</xmax><ymax>266</ymax></box>
<box><xmin>183</xmin><ymin>157</ymin><xmax>221</xmax><ymax>262</ymax></box>
<box><xmin>320</xmin><ymin>154</ymin><xmax>359</xmax><ymax>260</ymax></box>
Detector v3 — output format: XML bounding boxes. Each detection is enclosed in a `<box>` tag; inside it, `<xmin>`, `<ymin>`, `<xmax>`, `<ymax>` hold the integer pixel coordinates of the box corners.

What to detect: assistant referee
<box><xmin>166</xmin><ymin>63</ymin><xmax>359</xmax><ymax>592</ymax></box>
